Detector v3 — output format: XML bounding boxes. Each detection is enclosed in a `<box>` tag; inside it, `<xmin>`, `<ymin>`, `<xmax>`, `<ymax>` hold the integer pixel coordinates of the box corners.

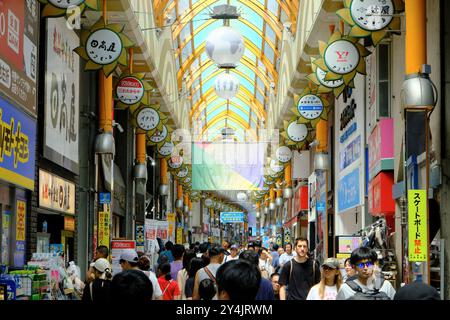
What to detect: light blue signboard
<box><xmin>317</xmin><ymin>201</ymin><xmax>326</xmax><ymax>212</ymax></box>
<box><xmin>338</xmin><ymin>167</ymin><xmax>361</xmax><ymax>213</ymax></box>
<box><xmin>99</xmin><ymin>192</ymin><xmax>111</xmax><ymax>204</ymax></box>
<box><xmin>220</xmin><ymin>212</ymin><xmax>244</xmax><ymax>223</ymax></box>
<box><xmin>340</xmin><ymin>135</ymin><xmax>361</xmax><ymax>171</ymax></box>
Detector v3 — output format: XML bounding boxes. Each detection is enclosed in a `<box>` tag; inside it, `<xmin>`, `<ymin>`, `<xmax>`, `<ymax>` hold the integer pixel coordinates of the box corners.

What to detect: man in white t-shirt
<box><xmin>224</xmin><ymin>244</ymin><xmax>239</xmax><ymax>262</ymax></box>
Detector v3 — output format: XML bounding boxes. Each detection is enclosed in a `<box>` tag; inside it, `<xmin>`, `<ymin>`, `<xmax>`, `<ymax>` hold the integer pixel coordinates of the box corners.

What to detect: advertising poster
<box><xmin>0</xmin><ymin>0</ymin><xmax>39</xmax><ymax>116</ymax></box>
<box><xmin>337</xmin><ymin>236</ymin><xmax>363</xmax><ymax>253</ymax></box>
<box><xmin>15</xmin><ymin>200</ymin><xmax>26</xmax><ymax>241</ymax></box>
<box><xmin>1</xmin><ymin>212</ymin><xmax>11</xmax><ymax>264</ymax></box>
<box><xmin>97</xmin><ymin>205</ymin><xmax>110</xmax><ymax>249</ymax></box>
<box><xmin>408</xmin><ymin>190</ymin><xmax>428</xmax><ymax>262</ymax></box>
<box><xmin>176</xmin><ymin>227</ymin><xmax>182</xmax><ymax>244</ymax></box>
<box><xmin>145</xmin><ymin>219</ymin><xmax>157</xmax><ymax>240</ymax></box>
<box><xmin>111</xmin><ymin>240</ymin><xmax>135</xmax><ymax>276</ymax></box>
<box><xmin>157</xmin><ymin>220</ymin><xmax>169</xmax><ymax>241</ymax></box>
<box><xmin>135</xmin><ymin>225</ymin><xmax>144</xmax><ymax>252</ymax></box>
<box><xmin>44</xmin><ymin>17</ymin><xmax>80</xmax><ymax>173</ymax></box>
<box><xmin>167</xmin><ymin>213</ymin><xmax>175</xmax><ymax>240</ymax></box>
<box><xmin>338</xmin><ymin>167</ymin><xmax>361</xmax><ymax>213</ymax></box>
<box><xmin>0</xmin><ymin>95</ymin><xmax>37</xmax><ymax>190</ymax></box>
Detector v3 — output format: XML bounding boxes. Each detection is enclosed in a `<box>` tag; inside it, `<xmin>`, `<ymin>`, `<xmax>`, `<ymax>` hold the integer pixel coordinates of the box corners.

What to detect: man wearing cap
<box><xmin>85</xmin><ymin>245</ymin><xmax>109</xmax><ymax>284</ymax></box>
<box><xmin>192</xmin><ymin>244</ymin><xmax>225</xmax><ymax>300</ymax></box>
<box><xmin>224</xmin><ymin>244</ymin><xmax>239</xmax><ymax>262</ymax></box>
<box><xmin>306</xmin><ymin>258</ymin><xmax>342</xmax><ymax>300</ymax></box>
<box><xmin>119</xmin><ymin>249</ymin><xmax>163</xmax><ymax>300</ymax></box>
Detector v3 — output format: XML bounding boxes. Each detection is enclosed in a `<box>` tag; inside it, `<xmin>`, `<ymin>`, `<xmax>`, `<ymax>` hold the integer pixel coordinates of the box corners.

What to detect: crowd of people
<box><xmin>81</xmin><ymin>238</ymin><xmax>441</xmax><ymax>301</ymax></box>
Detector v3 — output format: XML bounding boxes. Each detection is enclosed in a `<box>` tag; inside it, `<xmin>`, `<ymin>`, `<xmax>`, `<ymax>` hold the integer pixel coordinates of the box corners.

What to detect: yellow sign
<box><xmin>16</xmin><ymin>200</ymin><xmax>26</xmax><ymax>241</ymax></box>
<box><xmin>98</xmin><ymin>204</ymin><xmax>111</xmax><ymax>249</ymax></box>
<box><xmin>167</xmin><ymin>213</ymin><xmax>175</xmax><ymax>239</ymax></box>
<box><xmin>408</xmin><ymin>190</ymin><xmax>428</xmax><ymax>262</ymax></box>
<box><xmin>176</xmin><ymin>227</ymin><xmax>182</xmax><ymax>244</ymax></box>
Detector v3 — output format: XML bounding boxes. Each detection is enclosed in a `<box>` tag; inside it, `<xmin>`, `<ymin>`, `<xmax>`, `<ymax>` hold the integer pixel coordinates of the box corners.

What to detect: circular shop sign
<box><xmin>350</xmin><ymin>0</ymin><xmax>394</xmax><ymax>31</ymax></box>
<box><xmin>287</xmin><ymin>121</ymin><xmax>308</xmax><ymax>142</ymax></box>
<box><xmin>116</xmin><ymin>76</ymin><xmax>145</xmax><ymax>105</ymax></box>
<box><xmin>158</xmin><ymin>141</ymin><xmax>174</xmax><ymax>157</ymax></box>
<box><xmin>276</xmin><ymin>146</ymin><xmax>292</xmax><ymax>163</ymax></box>
<box><xmin>270</xmin><ymin>159</ymin><xmax>284</xmax><ymax>173</ymax></box>
<box><xmin>297</xmin><ymin>94</ymin><xmax>324</xmax><ymax>120</ymax></box>
<box><xmin>316</xmin><ymin>66</ymin><xmax>344</xmax><ymax>88</ymax></box>
<box><xmin>86</xmin><ymin>28</ymin><xmax>123</xmax><ymax>65</ymax></box>
<box><xmin>324</xmin><ymin>40</ymin><xmax>360</xmax><ymax>75</ymax></box>
<box><xmin>205</xmin><ymin>198</ymin><xmax>213</xmax><ymax>207</ymax></box>
<box><xmin>177</xmin><ymin>167</ymin><xmax>189</xmax><ymax>178</ymax></box>
<box><xmin>136</xmin><ymin>107</ymin><xmax>160</xmax><ymax>131</ymax></box>
<box><xmin>48</xmin><ymin>0</ymin><xmax>85</xmax><ymax>8</ymax></box>
<box><xmin>168</xmin><ymin>155</ymin><xmax>183</xmax><ymax>169</ymax></box>
<box><xmin>150</xmin><ymin>125</ymin><xmax>168</xmax><ymax>144</ymax></box>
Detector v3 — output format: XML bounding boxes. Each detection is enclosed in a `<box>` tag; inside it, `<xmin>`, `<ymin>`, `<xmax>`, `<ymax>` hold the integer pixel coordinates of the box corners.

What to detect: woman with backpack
<box><xmin>306</xmin><ymin>258</ymin><xmax>342</xmax><ymax>300</ymax></box>
<box><xmin>82</xmin><ymin>258</ymin><xmax>112</xmax><ymax>302</ymax></box>
<box><xmin>157</xmin><ymin>262</ymin><xmax>181</xmax><ymax>300</ymax></box>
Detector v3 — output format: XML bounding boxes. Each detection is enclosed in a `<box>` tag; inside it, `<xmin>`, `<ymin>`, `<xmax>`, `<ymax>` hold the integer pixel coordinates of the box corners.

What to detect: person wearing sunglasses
<box><xmin>336</xmin><ymin>247</ymin><xmax>396</xmax><ymax>300</ymax></box>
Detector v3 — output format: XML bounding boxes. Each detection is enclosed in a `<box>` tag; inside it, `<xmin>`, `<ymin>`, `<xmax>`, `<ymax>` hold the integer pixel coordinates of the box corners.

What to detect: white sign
<box><xmin>116</xmin><ymin>76</ymin><xmax>144</xmax><ymax>105</ymax></box>
<box><xmin>276</xmin><ymin>146</ymin><xmax>292</xmax><ymax>163</ymax></box>
<box><xmin>177</xmin><ymin>167</ymin><xmax>188</xmax><ymax>178</ymax></box>
<box><xmin>324</xmin><ymin>40</ymin><xmax>360</xmax><ymax>75</ymax></box>
<box><xmin>168</xmin><ymin>155</ymin><xmax>183</xmax><ymax>169</ymax></box>
<box><xmin>39</xmin><ymin>169</ymin><xmax>75</xmax><ymax>215</ymax></box>
<box><xmin>86</xmin><ymin>28</ymin><xmax>122</xmax><ymax>65</ymax></box>
<box><xmin>150</xmin><ymin>125</ymin><xmax>168</xmax><ymax>143</ymax></box>
<box><xmin>350</xmin><ymin>0</ymin><xmax>394</xmax><ymax>31</ymax></box>
<box><xmin>45</xmin><ymin>18</ymin><xmax>80</xmax><ymax>171</ymax></box>
<box><xmin>316</xmin><ymin>66</ymin><xmax>344</xmax><ymax>88</ymax></box>
<box><xmin>48</xmin><ymin>0</ymin><xmax>85</xmax><ymax>8</ymax></box>
<box><xmin>111</xmin><ymin>240</ymin><xmax>136</xmax><ymax>276</ymax></box>
<box><xmin>287</xmin><ymin>121</ymin><xmax>308</xmax><ymax>142</ymax></box>
<box><xmin>297</xmin><ymin>94</ymin><xmax>324</xmax><ymax>120</ymax></box>
<box><xmin>136</xmin><ymin>107</ymin><xmax>159</xmax><ymax>132</ymax></box>
<box><xmin>270</xmin><ymin>159</ymin><xmax>284</xmax><ymax>173</ymax></box>
<box><xmin>158</xmin><ymin>141</ymin><xmax>175</xmax><ymax>157</ymax></box>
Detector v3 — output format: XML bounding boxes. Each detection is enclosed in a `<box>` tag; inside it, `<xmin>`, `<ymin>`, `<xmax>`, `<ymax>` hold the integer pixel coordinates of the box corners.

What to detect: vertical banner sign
<box><xmin>167</xmin><ymin>213</ymin><xmax>175</xmax><ymax>240</ymax></box>
<box><xmin>176</xmin><ymin>227</ymin><xmax>183</xmax><ymax>244</ymax></box>
<box><xmin>44</xmin><ymin>18</ymin><xmax>80</xmax><ymax>173</ymax></box>
<box><xmin>98</xmin><ymin>204</ymin><xmax>111</xmax><ymax>249</ymax></box>
<box><xmin>15</xmin><ymin>200</ymin><xmax>26</xmax><ymax>241</ymax></box>
<box><xmin>408</xmin><ymin>190</ymin><xmax>428</xmax><ymax>262</ymax></box>
<box><xmin>135</xmin><ymin>225</ymin><xmax>145</xmax><ymax>252</ymax></box>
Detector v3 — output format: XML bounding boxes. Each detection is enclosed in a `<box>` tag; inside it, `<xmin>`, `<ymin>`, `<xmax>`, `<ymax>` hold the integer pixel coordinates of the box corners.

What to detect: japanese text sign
<box><xmin>16</xmin><ymin>200</ymin><xmax>26</xmax><ymax>241</ymax></box>
<box><xmin>408</xmin><ymin>190</ymin><xmax>428</xmax><ymax>262</ymax></box>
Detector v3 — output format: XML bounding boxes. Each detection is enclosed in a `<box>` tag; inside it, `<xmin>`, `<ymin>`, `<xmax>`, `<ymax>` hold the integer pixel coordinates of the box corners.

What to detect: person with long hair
<box><xmin>185</xmin><ymin>258</ymin><xmax>205</xmax><ymax>300</ymax></box>
<box><xmin>82</xmin><ymin>258</ymin><xmax>112</xmax><ymax>302</ymax></box>
<box><xmin>157</xmin><ymin>262</ymin><xmax>181</xmax><ymax>300</ymax></box>
<box><xmin>306</xmin><ymin>258</ymin><xmax>343</xmax><ymax>300</ymax></box>
<box><xmin>177</xmin><ymin>249</ymin><xmax>196</xmax><ymax>300</ymax></box>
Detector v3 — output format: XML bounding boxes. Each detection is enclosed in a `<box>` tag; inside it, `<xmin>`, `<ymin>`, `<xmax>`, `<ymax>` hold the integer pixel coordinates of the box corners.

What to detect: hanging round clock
<box><xmin>136</xmin><ymin>107</ymin><xmax>160</xmax><ymax>132</ymax></box>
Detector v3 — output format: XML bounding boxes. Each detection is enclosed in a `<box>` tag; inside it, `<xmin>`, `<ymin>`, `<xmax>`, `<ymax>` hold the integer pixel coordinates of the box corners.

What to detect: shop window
<box><xmin>378</xmin><ymin>43</ymin><xmax>391</xmax><ymax>117</ymax></box>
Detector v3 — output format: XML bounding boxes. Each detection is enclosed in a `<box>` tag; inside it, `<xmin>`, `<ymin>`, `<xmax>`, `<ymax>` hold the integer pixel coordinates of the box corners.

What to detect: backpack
<box><xmin>346</xmin><ymin>279</ymin><xmax>391</xmax><ymax>300</ymax></box>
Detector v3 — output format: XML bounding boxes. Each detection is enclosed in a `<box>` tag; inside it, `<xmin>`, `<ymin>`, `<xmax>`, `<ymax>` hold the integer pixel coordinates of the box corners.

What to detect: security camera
<box><xmin>112</xmin><ymin>120</ymin><xmax>124</xmax><ymax>133</ymax></box>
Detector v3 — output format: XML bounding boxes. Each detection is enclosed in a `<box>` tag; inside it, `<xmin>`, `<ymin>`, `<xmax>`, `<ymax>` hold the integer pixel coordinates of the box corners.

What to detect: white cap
<box><xmin>94</xmin><ymin>258</ymin><xmax>111</xmax><ymax>273</ymax></box>
<box><xmin>119</xmin><ymin>249</ymin><xmax>139</xmax><ymax>263</ymax></box>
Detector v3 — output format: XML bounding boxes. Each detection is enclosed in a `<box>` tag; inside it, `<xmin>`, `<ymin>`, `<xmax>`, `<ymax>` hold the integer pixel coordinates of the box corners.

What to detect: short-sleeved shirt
<box><xmin>196</xmin><ymin>263</ymin><xmax>221</xmax><ymax>300</ymax></box>
<box><xmin>278</xmin><ymin>252</ymin><xmax>296</xmax><ymax>267</ymax></box>
<box><xmin>278</xmin><ymin>258</ymin><xmax>321</xmax><ymax>300</ymax></box>
<box><xmin>306</xmin><ymin>284</ymin><xmax>338</xmax><ymax>300</ymax></box>
<box><xmin>158</xmin><ymin>276</ymin><xmax>180</xmax><ymax>300</ymax></box>
<box><xmin>170</xmin><ymin>260</ymin><xmax>183</xmax><ymax>281</ymax></box>
<box><xmin>140</xmin><ymin>270</ymin><xmax>163</xmax><ymax>300</ymax></box>
<box><xmin>255</xmin><ymin>278</ymin><xmax>275</xmax><ymax>300</ymax></box>
<box><xmin>336</xmin><ymin>278</ymin><xmax>396</xmax><ymax>300</ymax></box>
<box><xmin>184</xmin><ymin>276</ymin><xmax>196</xmax><ymax>298</ymax></box>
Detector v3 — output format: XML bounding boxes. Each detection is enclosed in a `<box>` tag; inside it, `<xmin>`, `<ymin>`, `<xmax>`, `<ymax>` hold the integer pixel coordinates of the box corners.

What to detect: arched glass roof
<box><xmin>153</xmin><ymin>0</ymin><xmax>299</xmax><ymax>141</ymax></box>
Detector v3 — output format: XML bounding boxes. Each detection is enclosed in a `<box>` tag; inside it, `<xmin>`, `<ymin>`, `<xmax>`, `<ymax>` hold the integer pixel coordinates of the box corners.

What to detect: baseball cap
<box><xmin>230</xmin><ymin>244</ymin><xmax>238</xmax><ymax>250</ymax></box>
<box><xmin>120</xmin><ymin>249</ymin><xmax>139</xmax><ymax>263</ymax></box>
<box><xmin>394</xmin><ymin>282</ymin><xmax>441</xmax><ymax>300</ymax></box>
<box><xmin>93</xmin><ymin>258</ymin><xmax>111</xmax><ymax>273</ymax></box>
<box><xmin>322</xmin><ymin>257</ymin><xmax>339</xmax><ymax>269</ymax></box>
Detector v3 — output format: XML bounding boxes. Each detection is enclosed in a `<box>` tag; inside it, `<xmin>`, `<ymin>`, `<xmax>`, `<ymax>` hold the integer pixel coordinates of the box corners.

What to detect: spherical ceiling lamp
<box><xmin>237</xmin><ymin>192</ymin><xmax>248</xmax><ymax>202</ymax></box>
<box><xmin>205</xmin><ymin>26</ymin><xmax>245</xmax><ymax>68</ymax></box>
<box><xmin>214</xmin><ymin>72</ymin><xmax>239</xmax><ymax>99</ymax></box>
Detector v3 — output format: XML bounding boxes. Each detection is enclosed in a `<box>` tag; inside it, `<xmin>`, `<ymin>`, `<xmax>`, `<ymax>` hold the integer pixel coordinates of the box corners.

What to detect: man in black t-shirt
<box><xmin>278</xmin><ymin>237</ymin><xmax>320</xmax><ymax>300</ymax></box>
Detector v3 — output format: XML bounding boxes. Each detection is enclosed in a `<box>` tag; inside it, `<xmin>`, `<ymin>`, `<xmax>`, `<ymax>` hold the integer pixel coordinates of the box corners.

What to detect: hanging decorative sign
<box><xmin>291</xmin><ymin>89</ymin><xmax>330</xmax><ymax>128</ymax></box>
<box><xmin>168</xmin><ymin>155</ymin><xmax>183</xmax><ymax>169</ymax></box>
<box><xmin>276</xmin><ymin>146</ymin><xmax>292</xmax><ymax>163</ymax></box>
<box><xmin>337</xmin><ymin>0</ymin><xmax>402</xmax><ymax>46</ymax></box>
<box><xmin>135</xmin><ymin>107</ymin><xmax>160</xmax><ymax>132</ymax></box>
<box><xmin>177</xmin><ymin>167</ymin><xmax>189</xmax><ymax>178</ymax></box>
<box><xmin>313</xmin><ymin>31</ymin><xmax>370</xmax><ymax>86</ymax></box>
<box><xmin>157</xmin><ymin>141</ymin><xmax>175</xmax><ymax>158</ymax></box>
<box><xmin>307</xmin><ymin>57</ymin><xmax>350</xmax><ymax>98</ymax></box>
<box><xmin>281</xmin><ymin>117</ymin><xmax>313</xmax><ymax>150</ymax></box>
<box><xmin>148</xmin><ymin>125</ymin><xmax>169</xmax><ymax>147</ymax></box>
<box><xmin>270</xmin><ymin>159</ymin><xmax>284</xmax><ymax>173</ymax></box>
<box><xmin>74</xmin><ymin>18</ymin><xmax>133</xmax><ymax>77</ymax></box>
<box><xmin>39</xmin><ymin>0</ymin><xmax>100</xmax><ymax>17</ymax></box>
<box><xmin>114</xmin><ymin>72</ymin><xmax>151</xmax><ymax>109</ymax></box>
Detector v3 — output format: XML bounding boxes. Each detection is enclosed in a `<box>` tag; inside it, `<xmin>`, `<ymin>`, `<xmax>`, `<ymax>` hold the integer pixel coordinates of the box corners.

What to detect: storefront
<box><xmin>0</xmin><ymin>96</ymin><xmax>37</xmax><ymax>268</ymax></box>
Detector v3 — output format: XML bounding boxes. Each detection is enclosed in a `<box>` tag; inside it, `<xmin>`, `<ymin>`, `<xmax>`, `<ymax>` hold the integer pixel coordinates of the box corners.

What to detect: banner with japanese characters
<box><xmin>44</xmin><ymin>18</ymin><xmax>80</xmax><ymax>173</ymax></box>
<box><xmin>408</xmin><ymin>189</ymin><xmax>428</xmax><ymax>262</ymax></box>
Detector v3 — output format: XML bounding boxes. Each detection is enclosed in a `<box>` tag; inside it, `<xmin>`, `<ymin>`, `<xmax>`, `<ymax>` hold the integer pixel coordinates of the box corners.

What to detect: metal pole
<box><xmin>440</xmin><ymin>239</ymin><xmax>445</xmax><ymax>300</ymax></box>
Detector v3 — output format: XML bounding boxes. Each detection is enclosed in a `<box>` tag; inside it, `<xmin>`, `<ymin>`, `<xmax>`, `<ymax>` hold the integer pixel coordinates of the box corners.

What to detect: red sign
<box><xmin>368</xmin><ymin>118</ymin><xmax>394</xmax><ymax>178</ymax></box>
<box><xmin>368</xmin><ymin>172</ymin><xmax>395</xmax><ymax>216</ymax></box>
<box><xmin>294</xmin><ymin>186</ymin><xmax>308</xmax><ymax>213</ymax></box>
<box><xmin>112</xmin><ymin>240</ymin><xmax>135</xmax><ymax>250</ymax></box>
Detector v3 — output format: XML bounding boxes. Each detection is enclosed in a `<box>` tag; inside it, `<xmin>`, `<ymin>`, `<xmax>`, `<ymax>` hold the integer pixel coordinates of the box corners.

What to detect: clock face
<box><xmin>324</xmin><ymin>40</ymin><xmax>360</xmax><ymax>75</ymax></box>
<box><xmin>150</xmin><ymin>125</ymin><xmax>168</xmax><ymax>143</ymax></box>
<box><xmin>287</xmin><ymin>121</ymin><xmax>308</xmax><ymax>142</ymax></box>
<box><xmin>136</xmin><ymin>107</ymin><xmax>159</xmax><ymax>131</ymax></box>
<box><xmin>350</xmin><ymin>0</ymin><xmax>394</xmax><ymax>31</ymax></box>
<box><xmin>316</xmin><ymin>66</ymin><xmax>344</xmax><ymax>88</ymax></box>
<box><xmin>86</xmin><ymin>29</ymin><xmax>122</xmax><ymax>65</ymax></box>
<box><xmin>297</xmin><ymin>94</ymin><xmax>324</xmax><ymax>120</ymax></box>
<box><xmin>158</xmin><ymin>141</ymin><xmax>174</xmax><ymax>156</ymax></box>
<box><xmin>276</xmin><ymin>146</ymin><xmax>292</xmax><ymax>163</ymax></box>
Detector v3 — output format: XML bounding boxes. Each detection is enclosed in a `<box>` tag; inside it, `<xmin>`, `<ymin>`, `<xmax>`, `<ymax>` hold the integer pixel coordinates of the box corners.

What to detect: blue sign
<box><xmin>340</xmin><ymin>122</ymin><xmax>357</xmax><ymax>143</ymax></box>
<box><xmin>317</xmin><ymin>201</ymin><xmax>326</xmax><ymax>212</ymax></box>
<box><xmin>220</xmin><ymin>212</ymin><xmax>244</xmax><ymax>223</ymax></box>
<box><xmin>0</xmin><ymin>96</ymin><xmax>36</xmax><ymax>190</ymax></box>
<box><xmin>340</xmin><ymin>135</ymin><xmax>361</xmax><ymax>170</ymax></box>
<box><xmin>338</xmin><ymin>167</ymin><xmax>361</xmax><ymax>213</ymax></box>
<box><xmin>99</xmin><ymin>192</ymin><xmax>111</xmax><ymax>204</ymax></box>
